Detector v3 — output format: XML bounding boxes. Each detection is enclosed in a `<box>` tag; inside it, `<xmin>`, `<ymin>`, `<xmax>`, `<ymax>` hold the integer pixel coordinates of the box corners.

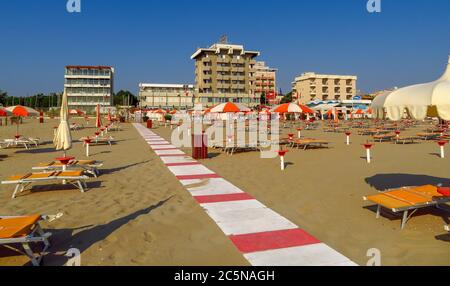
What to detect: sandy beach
<box><xmin>0</xmin><ymin>118</ymin><xmax>449</xmax><ymax>266</ymax></box>
<box><xmin>0</xmin><ymin>118</ymin><xmax>248</xmax><ymax>266</ymax></box>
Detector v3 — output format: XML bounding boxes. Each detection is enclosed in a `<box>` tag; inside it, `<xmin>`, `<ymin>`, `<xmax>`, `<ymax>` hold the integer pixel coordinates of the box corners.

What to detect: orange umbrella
<box><xmin>366</xmin><ymin>108</ymin><xmax>373</xmax><ymax>115</ymax></box>
<box><xmin>355</xmin><ymin>109</ymin><xmax>364</xmax><ymax>115</ymax></box>
<box><xmin>6</xmin><ymin>105</ymin><xmax>39</xmax><ymax>135</ymax></box>
<box><xmin>208</xmin><ymin>102</ymin><xmax>251</xmax><ymax>113</ymax></box>
<box><xmin>271</xmin><ymin>103</ymin><xmax>314</xmax><ymax>114</ymax></box>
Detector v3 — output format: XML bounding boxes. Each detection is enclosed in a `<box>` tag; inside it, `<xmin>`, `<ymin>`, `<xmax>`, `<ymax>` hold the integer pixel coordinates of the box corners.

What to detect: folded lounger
<box><xmin>0</xmin><ymin>215</ymin><xmax>51</xmax><ymax>266</ymax></box>
<box><xmin>372</xmin><ymin>133</ymin><xmax>396</xmax><ymax>143</ymax></box>
<box><xmin>363</xmin><ymin>185</ymin><xmax>450</xmax><ymax>230</ymax></box>
<box><xmin>1</xmin><ymin>171</ymin><xmax>89</xmax><ymax>199</ymax></box>
<box><xmin>32</xmin><ymin>160</ymin><xmax>103</xmax><ymax>178</ymax></box>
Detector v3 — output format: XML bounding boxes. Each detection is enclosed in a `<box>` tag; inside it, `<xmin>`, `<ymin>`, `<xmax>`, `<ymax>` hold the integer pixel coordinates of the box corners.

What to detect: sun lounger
<box><xmin>0</xmin><ymin>138</ymin><xmax>39</xmax><ymax>149</ymax></box>
<box><xmin>372</xmin><ymin>133</ymin><xmax>396</xmax><ymax>143</ymax></box>
<box><xmin>395</xmin><ymin>136</ymin><xmax>418</xmax><ymax>144</ymax></box>
<box><xmin>291</xmin><ymin>139</ymin><xmax>329</xmax><ymax>150</ymax></box>
<box><xmin>32</xmin><ymin>160</ymin><xmax>103</xmax><ymax>178</ymax></box>
<box><xmin>416</xmin><ymin>133</ymin><xmax>440</xmax><ymax>140</ymax></box>
<box><xmin>224</xmin><ymin>142</ymin><xmax>261</xmax><ymax>155</ymax></box>
<box><xmin>363</xmin><ymin>185</ymin><xmax>450</xmax><ymax>230</ymax></box>
<box><xmin>81</xmin><ymin>136</ymin><xmax>114</xmax><ymax>146</ymax></box>
<box><xmin>1</xmin><ymin>170</ymin><xmax>89</xmax><ymax>199</ymax></box>
<box><xmin>0</xmin><ymin>215</ymin><xmax>52</xmax><ymax>266</ymax></box>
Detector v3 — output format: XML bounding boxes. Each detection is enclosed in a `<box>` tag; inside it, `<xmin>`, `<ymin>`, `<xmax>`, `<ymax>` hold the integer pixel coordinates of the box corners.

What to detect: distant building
<box><xmin>64</xmin><ymin>66</ymin><xmax>114</xmax><ymax>113</ymax></box>
<box><xmin>139</xmin><ymin>83</ymin><xmax>194</xmax><ymax>109</ymax></box>
<box><xmin>292</xmin><ymin>72</ymin><xmax>357</xmax><ymax>105</ymax></box>
<box><xmin>254</xmin><ymin>61</ymin><xmax>278</xmax><ymax>105</ymax></box>
<box><xmin>191</xmin><ymin>41</ymin><xmax>260</xmax><ymax>107</ymax></box>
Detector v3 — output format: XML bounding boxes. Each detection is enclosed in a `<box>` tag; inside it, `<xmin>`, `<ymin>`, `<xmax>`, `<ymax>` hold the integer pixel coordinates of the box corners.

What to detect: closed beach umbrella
<box><xmin>372</xmin><ymin>56</ymin><xmax>450</xmax><ymax>120</ymax></box>
<box><xmin>107</xmin><ymin>109</ymin><xmax>112</xmax><ymax>122</ymax></box>
<box><xmin>96</xmin><ymin>104</ymin><xmax>102</xmax><ymax>128</ymax></box>
<box><xmin>53</xmin><ymin>91</ymin><xmax>72</xmax><ymax>155</ymax></box>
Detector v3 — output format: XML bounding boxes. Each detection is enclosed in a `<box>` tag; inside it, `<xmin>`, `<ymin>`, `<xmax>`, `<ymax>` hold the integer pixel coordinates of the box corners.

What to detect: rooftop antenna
<box><xmin>219</xmin><ymin>35</ymin><xmax>228</xmax><ymax>44</ymax></box>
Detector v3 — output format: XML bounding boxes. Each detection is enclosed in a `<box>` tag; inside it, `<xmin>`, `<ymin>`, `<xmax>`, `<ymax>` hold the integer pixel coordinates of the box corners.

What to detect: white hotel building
<box><xmin>64</xmin><ymin>66</ymin><xmax>114</xmax><ymax>112</ymax></box>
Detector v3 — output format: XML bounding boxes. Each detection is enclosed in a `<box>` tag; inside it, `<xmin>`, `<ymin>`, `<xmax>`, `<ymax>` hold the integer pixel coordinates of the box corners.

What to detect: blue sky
<box><xmin>0</xmin><ymin>0</ymin><xmax>449</xmax><ymax>96</ymax></box>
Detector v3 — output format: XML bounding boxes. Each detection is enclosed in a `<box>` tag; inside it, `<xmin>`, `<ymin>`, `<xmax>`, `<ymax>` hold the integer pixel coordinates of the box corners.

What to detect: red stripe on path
<box><xmin>165</xmin><ymin>162</ymin><xmax>201</xmax><ymax>167</ymax></box>
<box><xmin>194</xmin><ymin>193</ymin><xmax>253</xmax><ymax>204</ymax></box>
<box><xmin>153</xmin><ymin>148</ymin><xmax>178</xmax><ymax>151</ymax></box>
<box><xmin>230</xmin><ymin>229</ymin><xmax>321</xmax><ymax>254</ymax></box>
<box><xmin>176</xmin><ymin>174</ymin><xmax>220</xmax><ymax>180</ymax></box>
<box><xmin>158</xmin><ymin>154</ymin><xmax>187</xmax><ymax>157</ymax></box>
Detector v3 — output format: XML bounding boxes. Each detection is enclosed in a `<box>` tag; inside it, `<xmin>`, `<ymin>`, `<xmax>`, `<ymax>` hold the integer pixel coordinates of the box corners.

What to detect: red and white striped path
<box><xmin>133</xmin><ymin>124</ymin><xmax>357</xmax><ymax>266</ymax></box>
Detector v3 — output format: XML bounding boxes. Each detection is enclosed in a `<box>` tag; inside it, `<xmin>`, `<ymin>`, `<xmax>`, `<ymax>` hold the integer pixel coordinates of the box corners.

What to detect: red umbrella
<box><xmin>5</xmin><ymin>105</ymin><xmax>39</xmax><ymax>135</ymax></box>
<box><xmin>271</xmin><ymin>103</ymin><xmax>314</xmax><ymax>114</ymax></box>
<box><xmin>107</xmin><ymin>109</ymin><xmax>112</xmax><ymax>122</ymax></box>
<box><xmin>96</xmin><ymin>104</ymin><xmax>102</xmax><ymax>128</ymax></box>
<box><xmin>209</xmin><ymin>102</ymin><xmax>251</xmax><ymax>113</ymax></box>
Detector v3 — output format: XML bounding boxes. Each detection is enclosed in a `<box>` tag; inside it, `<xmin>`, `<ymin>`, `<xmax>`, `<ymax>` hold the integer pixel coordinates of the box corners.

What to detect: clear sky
<box><xmin>0</xmin><ymin>0</ymin><xmax>449</xmax><ymax>96</ymax></box>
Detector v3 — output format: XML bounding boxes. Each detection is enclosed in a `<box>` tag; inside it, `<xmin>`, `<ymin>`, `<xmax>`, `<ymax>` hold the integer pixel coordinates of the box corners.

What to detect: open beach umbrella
<box><xmin>96</xmin><ymin>104</ymin><xmax>102</xmax><ymax>128</ymax></box>
<box><xmin>0</xmin><ymin>108</ymin><xmax>12</xmax><ymax>117</ymax></box>
<box><xmin>372</xmin><ymin>56</ymin><xmax>450</xmax><ymax>121</ymax></box>
<box><xmin>271</xmin><ymin>103</ymin><xmax>314</xmax><ymax>114</ymax></box>
<box><xmin>53</xmin><ymin>91</ymin><xmax>72</xmax><ymax>156</ymax></box>
<box><xmin>6</xmin><ymin>105</ymin><xmax>39</xmax><ymax>135</ymax></box>
<box><xmin>208</xmin><ymin>102</ymin><xmax>251</xmax><ymax>113</ymax></box>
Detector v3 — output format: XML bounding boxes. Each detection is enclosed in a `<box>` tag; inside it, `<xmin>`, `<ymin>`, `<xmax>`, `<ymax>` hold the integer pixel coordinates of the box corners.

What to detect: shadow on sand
<box><xmin>102</xmin><ymin>160</ymin><xmax>151</xmax><ymax>175</ymax></box>
<box><xmin>365</xmin><ymin>173</ymin><xmax>450</xmax><ymax>191</ymax></box>
<box><xmin>6</xmin><ymin>197</ymin><xmax>173</xmax><ymax>266</ymax></box>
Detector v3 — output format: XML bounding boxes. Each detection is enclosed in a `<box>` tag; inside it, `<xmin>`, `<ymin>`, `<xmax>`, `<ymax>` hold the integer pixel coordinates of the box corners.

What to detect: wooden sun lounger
<box><xmin>395</xmin><ymin>136</ymin><xmax>418</xmax><ymax>144</ymax></box>
<box><xmin>0</xmin><ymin>215</ymin><xmax>52</xmax><ymax>266</ymax></box>
<box><xmin>363</xmin><ymin>185</ymin><xmax>450</xmax><ymax>230</ymax></box>
<box><xmin>416</xmin><ymin>133</ymin><xmax>440</xmax><ymax>140</ymax></box>
<box><xmin>81</xmin><ymin>136</ymin><xmax>114</xmax><ymax>146</ymax></box>
<box><xmin>372</xmin><ymin>133</ymin><xmax>396</xmax><ymax>143</ymax></box>
<box><xmin>32</xmin><ymin>160</ymin><xmax>103</xmax><ymax>178</ymax></box>
<box><xmin>224</xmin><ymin>142</ymin><xmax>261</xmax><ymax>155</ymax></box>
<box><xmin>1</xmin><ymin>170</ymin><xmax>89</xmax><ymax>199</ymax></box>
<box><xmin>290</xmin><ymin>139</ymin><xmax>329</xmax><ymax>150</ymax></box>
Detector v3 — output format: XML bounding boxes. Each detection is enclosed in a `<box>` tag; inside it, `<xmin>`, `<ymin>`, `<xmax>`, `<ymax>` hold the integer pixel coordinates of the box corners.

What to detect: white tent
<box><xmin>372</xmin><ymin>56</ymin><xmax>450</xmax><ymax>121</ymax></box>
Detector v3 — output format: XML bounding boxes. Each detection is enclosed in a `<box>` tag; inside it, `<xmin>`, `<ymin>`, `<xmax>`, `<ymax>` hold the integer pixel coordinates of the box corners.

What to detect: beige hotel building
<box><xmin>255</xmin><ymin>61</ymin><xmax>277</xmax><ymax>104</ymax></box>
<box><xmin>292</xmin><ymin>72</ymin><xmax>357</xmax><ymax>104</ymax></box>
<box><xmin>191</xmin><ymin>42</ymin><xmax>260</xmax><ymax>107</ymax></box>
<box><xmin>139</xmin><ymin>83</ymin><xmax>194</xmax><ymax>109</ymax></box>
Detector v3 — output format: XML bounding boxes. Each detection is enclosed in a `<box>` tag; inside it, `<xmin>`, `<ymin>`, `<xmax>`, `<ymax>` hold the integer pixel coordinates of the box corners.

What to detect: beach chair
<box><xmin>363</xmin><ymin>185</ymin><xmax>450</xmax><ymax>230</ymax></box>
<box><xmin>395</xmin><ymin>136</ymin><xmax>418</xmax><ymax>145</ymax></box>
<box><xmin>0</xmin><ymin>215</ymin><xmax>51</xmax><ymax>266</ymax></box>
<box><xmin>32</xmin><ymin>160</ymin><xmax>103</xmax><ymax>178</ymax></box>
<box><xmin>416</xmin><ymin>133</ymin><xmax>440</xmax><ymax>141</ymax></box>
<box><xmin>1</xmin><ymin>170</ymin><xmax>89</xmax><ymax>199</ymax></box>
<box><xmin>372</xmin><ymin>133</ymin><xmax>396</xmax><ymax>143</ymax></box>
<box><xmin>292</xmin><ymin>138</ymin><xmax>329</xmax><ymax>150</ymax></box>
<box><xmin>82</xmin><ymin>136</ymin><xmax>114</xmax><ymax>146</ymax></box>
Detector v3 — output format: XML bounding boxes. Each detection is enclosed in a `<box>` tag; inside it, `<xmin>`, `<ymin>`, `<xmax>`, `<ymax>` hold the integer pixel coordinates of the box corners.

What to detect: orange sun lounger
<box><xmin>363</xmin><ymin>185</ymin><xmax>450</xmax><ymax>230</ymax></box>
<box><xmin>1</xmin><ymin>171</ymin><xmax>89</xmax><ymax>199</ymax></box>
<box><xmin>32</xmin><ymin>160</ymin><xmax>103</xmax><ymax>178</ymax></box>
<box><xmin>0</xmin><ymin>215</ymin><xmax>51</xmax><ymax>266</ymax></box>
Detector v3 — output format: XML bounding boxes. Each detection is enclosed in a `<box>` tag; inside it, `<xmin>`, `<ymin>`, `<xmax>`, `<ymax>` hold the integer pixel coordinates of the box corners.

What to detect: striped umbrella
<box><xmin>208</xmin><ymin>102</ymin><xmax>251</xmax><ymax>113</ymax></box>
<box><xmin>271</xmin><ymin>103</ymin><xmax>314</xmax><ymax>114</ymax></box>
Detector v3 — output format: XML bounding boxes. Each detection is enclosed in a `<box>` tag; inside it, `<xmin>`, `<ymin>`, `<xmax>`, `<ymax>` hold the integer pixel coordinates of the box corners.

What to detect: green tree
<box><xmin>0</xmin><ymin>90</ymin><xmax>8</xmax><ymax>106</ymax></box>
<box><xmin>260</xmin><ymin>92</ymin><xmax>266</xmax><ymax>105</ymax></box>
<box><xmin>280</xmin><ymin>92</ymin><xmax>293</xmax><ymax>104</ymax></box>
<box><xmin>114</xmin><ymin>90</ymin><xmax>138</xmax><ymax>107</ymax></box>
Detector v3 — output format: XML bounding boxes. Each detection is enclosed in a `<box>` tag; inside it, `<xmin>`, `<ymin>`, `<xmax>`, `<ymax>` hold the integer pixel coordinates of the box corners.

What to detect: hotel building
<box><xmin>64</xmin><ymin>66</ymin><xmax>114</xmax><ymax>112</ymax></box>
<box><xmin>191</xmin><ymin>42</ymin><xmax>260</xmax><ymax>107</ymax></box>
<box><xmin>139</xmin><ymin>83</ymin><xmax>194</xmax><ymax>109</ymax></box>
<box><xmin>292</xmin><ymin>72</ymin><xmax>357</xmax><ymax>104</ymax></box>
<box><xmin>254</xmin><ymin>61</ymin><xmax>277</xmax><ymax>105</ymax></box>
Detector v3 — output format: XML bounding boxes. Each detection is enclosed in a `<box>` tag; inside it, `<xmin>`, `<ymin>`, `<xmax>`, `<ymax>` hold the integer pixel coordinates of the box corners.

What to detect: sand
<box><xmin>154</xmin><ymin>120</ymin><xmax>450</xmax><ymax>266</ymax></box>
<box><xmin>0</xmin><ymin>118</ymin><xmax>248</xmax><ymax>266</ymax></box>
<box><xmin>1</xmin><ymin>117</ymin><xmax>449</xmax><ymax>266</ymax></box>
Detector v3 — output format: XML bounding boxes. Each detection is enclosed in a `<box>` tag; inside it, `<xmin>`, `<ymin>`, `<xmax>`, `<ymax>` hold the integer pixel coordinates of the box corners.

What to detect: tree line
<box><xmin>0</xmin><ymin>89</ymin><xmax>138</xmax><ymax>109</ymax></box>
